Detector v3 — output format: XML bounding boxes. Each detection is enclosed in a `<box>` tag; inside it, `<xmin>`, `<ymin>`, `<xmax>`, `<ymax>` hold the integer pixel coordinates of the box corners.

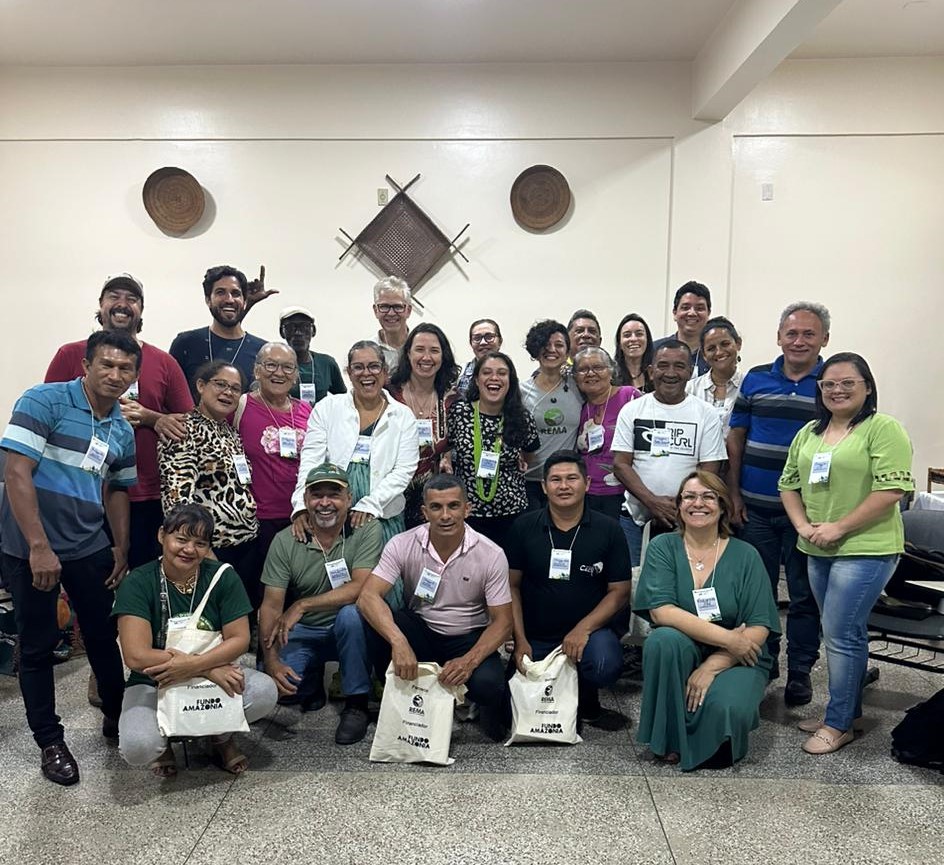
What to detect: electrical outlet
<box><xmin>377</xmin><ymin>188</ymin><xmax>389</xmax><ymax>206</ymax></box>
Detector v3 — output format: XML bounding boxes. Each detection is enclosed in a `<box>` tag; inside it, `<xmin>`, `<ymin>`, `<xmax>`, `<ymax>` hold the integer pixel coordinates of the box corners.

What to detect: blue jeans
<box><xmin>529</xmin><ymin>629</ymin><xmax>623</xmax><ymax>688</ymax></box>
<box><xmin>277</xmin><ymin>604</ymin><xmax>372</xmax><ymax>699</ymax></box>
<box><xmin>738</xmin><ymin>506</ymin><xmax>820</xmax><ymax>674</ymax></box>
<box><xmin>807</xmin><ymin>554</ymin><xmax>898</xmax><ymax>730</ymax></box>
<box><xmin>619</xmin><ymin>515</ymin><xmax>642</xmax><ymax>569</ymax></box>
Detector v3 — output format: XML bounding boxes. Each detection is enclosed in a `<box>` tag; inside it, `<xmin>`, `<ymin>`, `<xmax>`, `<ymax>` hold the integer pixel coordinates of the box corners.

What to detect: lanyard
<box><xmin>585</xmin><ymin>386</ymin><xmax>614</xmax><ymax>427</ymax></box>
<box><xmin>80</xmin><ymin>379</ymin><xmax>114</xmax><ymax>451</ymax></box>
<box><xmin>207</xmin><ymin>327</ymin><xmax>247</xmax><ymax>365</ymax></box>
<box><xmin>547</xmin><ymin>523</ymin><xmax>581</xmax><ymax>552</ymax></box>
<box><xmin>157</xmin><ymin>560</ymin><xmax>198</xmax><ymax>650</ymax></box>
<box><xmin>310</xmin><ymin>530</ymin><xmax>346</xmax><ymax>565</ymax></box>
<box><xmin>257</xmin><ymin>392</ymin><xmax>299</xmax><ymax>429</ymax></box>
<box><xmin>473</xmin><ymin>401</ymin><xmax>504</xmax><ymax>503</ymax></box>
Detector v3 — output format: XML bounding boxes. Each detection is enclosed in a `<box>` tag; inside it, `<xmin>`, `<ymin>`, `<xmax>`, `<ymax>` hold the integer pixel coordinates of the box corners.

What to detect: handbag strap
<box><xmin>185</xmin><ymin>562</ymin><xmax>232</xmax><ymax>628</ymax></box>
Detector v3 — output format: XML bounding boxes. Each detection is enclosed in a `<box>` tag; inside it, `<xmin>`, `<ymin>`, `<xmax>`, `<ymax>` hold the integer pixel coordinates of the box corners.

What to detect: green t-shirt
<box><xmin>778</xmin><ymin>413</ymin><xmax>914</xmax><ymax>557</ymax></box>
<box><xmin>261</xmin><ymin>519</ymin><xmax>383</xmax><ymax>628</ymax></box>
<box><xmin>290</xmin><ymin>352</ymin><xmax>346</xmax><ymax>404</ymax></box>
<box><xmin>112</xmin><ymin>559</ymin><xmax>252</xmax><ymax>687</ymax></box>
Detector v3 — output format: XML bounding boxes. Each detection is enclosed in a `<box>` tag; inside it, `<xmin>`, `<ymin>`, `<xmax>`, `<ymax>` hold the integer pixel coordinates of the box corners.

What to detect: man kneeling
<box><xmin>357</xmin><ymin>474</ymin><xmax>513</xmax><ymax>741</ymax></box>
<box><xmin>259</xmin><ymin>463</ymin><xmax>382</xmax><ymax>745</ymax></box>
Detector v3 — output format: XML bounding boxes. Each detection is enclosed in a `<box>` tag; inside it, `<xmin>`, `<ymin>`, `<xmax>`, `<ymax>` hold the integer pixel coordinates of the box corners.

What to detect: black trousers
<box><xmin>128</xmin><ymin>498</ymin><xmax>164</xmax><ymax>570</ymax></box>
<box><xmin>365</xmin><ymin>607</ymin><xmax>506</xmax><ymax>709</ymax></box>
<box><xmin>3</xmin><ymin>546</ymin><xmax>125</xmax><ymax>747</ymax></box>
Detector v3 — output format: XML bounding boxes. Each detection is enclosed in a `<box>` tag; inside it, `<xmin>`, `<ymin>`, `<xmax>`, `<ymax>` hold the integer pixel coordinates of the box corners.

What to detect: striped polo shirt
<box><xmin>728</xmin><ymin>355</ymin><xmax>823</xmax><ymax>512</ymax></box>
<box><xmin>1</xmin><ymin>378</ymin><xmax>137</xmax><ymax>561</ymax></box>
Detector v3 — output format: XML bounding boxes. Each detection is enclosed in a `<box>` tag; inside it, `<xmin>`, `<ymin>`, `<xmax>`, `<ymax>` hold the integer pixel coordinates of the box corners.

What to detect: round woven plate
<box><xmin>510</xmin><ymin>164</ymin><xmax>571</xmax><ymax>230</ymax></box>
<box><xmin>142</xmin><ymin>167</ymin><xmax>205</xmax><ymax>235</ymax></box>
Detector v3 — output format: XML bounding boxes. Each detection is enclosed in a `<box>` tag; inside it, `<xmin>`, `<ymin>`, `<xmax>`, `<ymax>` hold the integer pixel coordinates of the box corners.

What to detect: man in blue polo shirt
<box><xmin>728</xmin><ymin>302</ymin><xmax>831</xmax><ymax>706</ymax></box>
<box><xmin>506</xmin><ymin>450</ymin><xmax>632</xmax><ymax>730</ymax></box>
<box><xmin>1</xmin><ymin>330</ymin><xmax>139</xmax><ymax>786</ymax></box>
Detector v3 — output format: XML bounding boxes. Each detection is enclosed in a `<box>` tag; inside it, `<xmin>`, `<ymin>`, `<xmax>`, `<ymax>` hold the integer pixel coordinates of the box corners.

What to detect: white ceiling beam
<box><xmin>692</xmin><ymin>0</ymin><xmax>844</xmax><ymax>122</ymax></box>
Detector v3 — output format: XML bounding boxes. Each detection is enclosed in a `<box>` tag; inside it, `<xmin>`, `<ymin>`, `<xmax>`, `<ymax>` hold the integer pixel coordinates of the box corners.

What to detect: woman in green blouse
<box><xmin>779</xmin><ymin>352</ymin><xmax>913</xmax><ymax>755</ymax></box>
<box><xmin>634</xmin><ymin>471</ymin><xmax>780</xmax><ymax>770</ymax></box>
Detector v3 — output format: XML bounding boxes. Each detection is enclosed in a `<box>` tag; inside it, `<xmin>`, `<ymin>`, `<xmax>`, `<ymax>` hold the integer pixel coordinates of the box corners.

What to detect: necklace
<box><xmin>684</xmin><ymin>537</ymin><xmax>719</xmax><ymax>572</ymax></box>
<box><xmin>160</xmin><ymin>562</ymin><xmax>198</xmax><ymax>595</ymax></box>
<box><xmin>403</xmin><ymin>381</ymin><xmax>436</xmax><ymax>419</ymax></box>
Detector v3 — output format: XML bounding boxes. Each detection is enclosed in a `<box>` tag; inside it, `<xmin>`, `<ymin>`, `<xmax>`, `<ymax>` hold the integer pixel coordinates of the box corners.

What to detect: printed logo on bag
<box><xmin>182</xmin><ymin>696</ymin><xmax>225</xmax><ymax>712</ymax></box>
<box><xmin>530</xmin><ymin>723</ymin><xmax>564</xmax><ymax>735</ymax></box>
<box><xmin>408</xmin><ymin>694</ymin><xmax>426</xmax><ymax>716</ymax></box>
<box><xmin>396</xmin><ymin>734</ymin><xmax>430</xmax><ymax>749</ymax></box>
<box><xmin>541</xmin><ymin>684</ymin><xmax>555</xmax><ymax>703</ymax></box>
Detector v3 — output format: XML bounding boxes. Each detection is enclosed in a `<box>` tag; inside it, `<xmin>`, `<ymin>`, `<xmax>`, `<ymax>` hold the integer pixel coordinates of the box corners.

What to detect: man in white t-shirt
<box><xmin>611</xmin><ymin>340</ymin><xmax>727</xmax><ymax>565</ymax></box>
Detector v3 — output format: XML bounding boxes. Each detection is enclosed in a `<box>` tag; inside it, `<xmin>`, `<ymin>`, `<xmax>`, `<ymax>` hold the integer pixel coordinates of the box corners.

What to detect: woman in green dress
<box><xmin>634</xmin><ymin>470</ymin><xmax>780</xmax><ymax>770</ymax></box>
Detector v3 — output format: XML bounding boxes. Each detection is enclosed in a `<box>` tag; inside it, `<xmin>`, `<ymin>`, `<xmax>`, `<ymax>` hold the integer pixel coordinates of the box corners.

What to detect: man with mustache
<box><xmin>611</xmin><ymin>342</ymin><xmax>726</xmax><ymax>567</ymax></box>
<box><xmin>258</xmin><ymin>463</ymin><xmax>382</xmax><ymax>745</ymax></box>
<box><xmin>169</xmin><ymin>265</ymin><xmax>270</xmax><ymax>401</ymax></box>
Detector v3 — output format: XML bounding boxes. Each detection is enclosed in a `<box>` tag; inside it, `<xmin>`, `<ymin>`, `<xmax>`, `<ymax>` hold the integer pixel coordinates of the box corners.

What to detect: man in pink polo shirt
<box><xmin>357</xmin><ymin>473</ymin><xmax>513</xmax><ymax>741</ymax></box>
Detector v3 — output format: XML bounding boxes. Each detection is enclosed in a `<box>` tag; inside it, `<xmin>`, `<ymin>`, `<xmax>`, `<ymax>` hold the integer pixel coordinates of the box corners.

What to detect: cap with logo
<box><xmin>305</xmin><ymin>462</ymin><xmax>349</xmax><ymax>489</ymax></box>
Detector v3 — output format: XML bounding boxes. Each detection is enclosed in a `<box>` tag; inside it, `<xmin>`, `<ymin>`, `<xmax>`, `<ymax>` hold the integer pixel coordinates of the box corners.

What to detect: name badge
<box><xmin>548</xmin><ymin>548</ymin><xmax>572</xmax><ymax>581</ymax></box>
<box><xmin>278</xmin><ymin>427</ymin><xmax>298</xmax><ymax>459</ymax></box>
<box><xmin>233</xmin><ymin>454</ymin><xmax>252</xmax><ymax>484</ymax></box>
<box><xmin>166</xmin><ymin>615</ymin><xmax>191</xmax><ymax>632</ymax></box>
<box><xmin>300</xmin><ymin>383</ymin><xmax>317</xmax><ymax>404</ymax></box>
<box><xmin>692</xmin><ymin>587</ymin><xmax>722</xmax><ymax>622</ymax></box>
<box><xmin>650</xmin><ymin>427</ymin><xmax>672</xmax><ymax>457</ymax></box>
<box><xmin>587</xmin><ymin>423</ymin><xmax>605</xmax><ymax>452</ymax></box>
<box><xmin>80</xmin><ymin>435</ymin><xmax>109</xmax><ymax>474</ymax></box>
<box><xmin>416</xmin><ymin>419</ymin><xmax>434</xmax><ymax>448</ymax></box>
<box><xmin>351</xmin><ymin>435</ymin><xmax>372</xmax><ymax>464</ymax></box>
<box><xmin>809</xmin><ymin>451</ymin><xmax>832</xmax><ymax>485</ymax></box>
<box><xmin>414</xmin><ymin>567</ymin><xmax>442</xmax><ymax>603</ymax></box>
<box><xmin>123</xmin><ymin>382</ymin><xmax>139</xmax><ymax>400</ymax></box>
<box><xmin>325</xmin><ymin>558</ymin><xmax>351</xmax><ymax>589</ymax></box>
<box><xmin>477</xmin><ymin>450</ymin><xmax>500</xmax><ymax>478</ymax></box>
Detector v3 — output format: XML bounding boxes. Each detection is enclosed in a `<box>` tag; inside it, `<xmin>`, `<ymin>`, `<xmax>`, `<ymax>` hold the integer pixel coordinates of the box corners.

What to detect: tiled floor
<box><xmin>1</xmin><ymin>648</ymin><xmax>941</xmax><ymax>865</ymax></box>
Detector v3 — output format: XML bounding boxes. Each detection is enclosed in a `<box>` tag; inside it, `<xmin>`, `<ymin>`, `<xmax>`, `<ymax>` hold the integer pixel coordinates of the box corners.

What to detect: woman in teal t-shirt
<box><xmin>779</xmin><ymin>352</ymin><xmax>914</xmax><ymax>756</ymax></box>
<box><xmin>112</xmin><ymin>504</ymin><xmax>277</xmax><ymax>778</ymax></box>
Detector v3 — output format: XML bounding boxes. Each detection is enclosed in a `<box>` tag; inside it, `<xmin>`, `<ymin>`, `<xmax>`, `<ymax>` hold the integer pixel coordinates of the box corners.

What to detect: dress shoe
<box><xmin>784</xmin><ymin>672</ymin><xmax>813</xmax><ymax>706</ymax></box>
<box><xmin>41</xmin><ymin>743</ymin><xmax>80</xmax><ymax>786</ymax></box>
<box><xmin>335</xmin><ymin>706</ymin><xmax>369</xmax><ymax>745</ymax></box>
<box><xmin>802</xmin><ymin>726</ymin><xmax>854</xmax><ymax>755</ymax></box>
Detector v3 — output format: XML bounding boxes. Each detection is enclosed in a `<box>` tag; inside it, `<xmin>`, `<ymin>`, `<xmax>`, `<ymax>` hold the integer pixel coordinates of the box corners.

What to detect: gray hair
<box><xmin>779</xmin><ymin>301</ymin><xmax>831</xmax><ymax>334</ymax></box>
<box><xmin>572</xmin><ymin>346</ymin><xmax>615</xmax><ymax>377</ymax></box>
<box><xmin>347</xmin><ymin>340</ymin><xmax>387</xmax><ymax>368</ymax></box>
<box><xmin>372</xmin><ymin>276</ymin><xmax>412</xmax><ymax>304</ymax></box>
<box><xmin>254</xmin><ymin>341</ymin><xmax>296</xmax><ymax>364</ymax></box>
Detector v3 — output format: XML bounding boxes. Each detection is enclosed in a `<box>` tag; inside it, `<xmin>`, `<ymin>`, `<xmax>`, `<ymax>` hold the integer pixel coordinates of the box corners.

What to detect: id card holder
<box><xmin>809</xmin><ymin>451</ymin><xmax>832</xmax><ymax>485</ymax></box>
<box><xmin>300</xmin><ymin>383</ymin><xmax>317</xmax><ymax>404</ymax></box>
<box><xmin>548</xmin><ymin>548</ymin><xmax>572</xmax><ymax>581</ymax></box>
<box><xmin>80</xmin><ymin>435</ymin><xmax>109</xmax><ymax>474</ymax></box>
<box><xmin>325</xmin><ymin>558</ymin><xmax>351</xmax><ymax>589</ymax></box>
<box><xmin>477</xmin><ymin>450</ymin><xmax>500</xmax><ymax>478</ymax></box>
<box><xmin>414</xmin><ymin>567</ymin><xmax>442</xmax><ymax>603</ymax></box>
<box><xmin>587</xmin><ymin>423</ymin><xmax>605</xmax><ymax>452</ymax></box>
<box><xmin>278</xmin><ymin>427</ymin><xmax>298</xmax><ymax>459</ymax></box>
<box><xmin>166</xmin><ymin>615</ymin><xmax>190</xmax><ymax>632</ymax></box>
<box><xmin>692</xmin><ymin>587</ymin><xmax>722</xmax><ymax>622</ymax></box>
<box><xmin>416</xmin><ymin>419</ymin><xmax>434</xmax><ymax>448</ymax></box>
<box><xmin>123</xmin><ymin>381</ymin><xmax>139</xmax><ymax>400</ymax></box>
<box><xmin>650</xmin><ymin>427</ymin><xmax>671</xmax><ymax>458</ymax></box>
<box><xmin>233</xmin><ymin>454</ymin><xmax>252</xmax><ymax>484</ymax></box>
<box><xmin>351</xmin><ymin>435</ymin><xmax>372</xmax><ymax>464</ymax></box>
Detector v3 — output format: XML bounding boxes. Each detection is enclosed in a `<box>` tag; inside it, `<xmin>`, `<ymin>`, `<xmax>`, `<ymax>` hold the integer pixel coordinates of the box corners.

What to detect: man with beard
<box><xmin>278</xmin><ymin>306</ymin><xmax>346</xmax><ymax>405</ymax></box>
<box><xmin>611</xmin><ymin>341</ymin><xmax>726</xmax><ymax>566</ymax></box>
<box><xmin>258</xmin><ymin>463</ymin><xmax>382</xmax><ymax>744</ymax></box>
<box><xmin>45</xmin><ymin>274</ymin><xmax>193</xmax><ymax>569</ymax></box>
<box><xmin>169</xmin><ymin>265</ymin><xmax>269</xmax><ymax>400</ymax></box>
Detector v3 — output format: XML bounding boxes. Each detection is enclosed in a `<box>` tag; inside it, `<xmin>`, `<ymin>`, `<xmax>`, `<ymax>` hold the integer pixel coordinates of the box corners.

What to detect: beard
<box><xmin>210</xmin><ymin>304</ymin><xmax>245</xmax><ymax>327</ymax></box>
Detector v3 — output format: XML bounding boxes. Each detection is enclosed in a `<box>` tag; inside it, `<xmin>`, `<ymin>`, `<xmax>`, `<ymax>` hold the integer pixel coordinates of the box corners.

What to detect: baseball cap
<box><xmin>305</xmin><ymin>462</ymin><xmax>349</xmax><ymax>489</ymax></box>
<box><xmin>280</xmin><ymin>306</ymin><xmax>315</xmax><ymax>323</ymax></box>
<box><xmin>101</xmin><ymin>273</ymin><xmax>144</xmax><ymax>299</ymax></box>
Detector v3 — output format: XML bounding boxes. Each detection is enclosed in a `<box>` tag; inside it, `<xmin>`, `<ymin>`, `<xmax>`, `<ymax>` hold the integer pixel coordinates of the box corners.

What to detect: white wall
<box><xmin>0</xmin><ymin>57</ymin><xmax>941</xmax><ymax>479</ymax></box>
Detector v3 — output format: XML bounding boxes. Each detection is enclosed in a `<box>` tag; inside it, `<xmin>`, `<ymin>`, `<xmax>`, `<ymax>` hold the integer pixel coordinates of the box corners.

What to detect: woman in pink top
<box><xmin>234</xmin><ymin>342</ymin><xmax>312</xmax><ymax>605</ymax></box>
<box><xmin>573</xmin><ymin>346</ymin><xmax>640</xmax><ymax>519</ymax></box>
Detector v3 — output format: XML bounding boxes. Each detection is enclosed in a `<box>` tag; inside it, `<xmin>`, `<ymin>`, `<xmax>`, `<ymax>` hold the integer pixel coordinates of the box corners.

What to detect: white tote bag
<box><xmin>506</xmin><ymin>646</ymin><xmax>581</xmax><ymax>745</ymax></box>
<box><xmin>156</xmin><ymin>564</ymin><xmax>250</xmax><ymax>737</ymax></box>
<box><xmin>368</xmin><ymin>662</ymin><xmax>466</xmax><ymax>766</ymax></box>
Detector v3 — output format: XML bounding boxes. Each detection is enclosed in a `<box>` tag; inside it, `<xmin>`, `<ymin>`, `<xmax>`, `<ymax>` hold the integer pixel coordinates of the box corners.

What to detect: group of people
<box><xmin>0</xmin><ymin>267</ymin><xmax>914</xmax><ymax>786</ymax></box>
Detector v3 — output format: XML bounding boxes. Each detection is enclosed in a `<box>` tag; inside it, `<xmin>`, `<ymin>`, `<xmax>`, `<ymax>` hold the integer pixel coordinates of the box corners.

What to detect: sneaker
<box><xmin>784</xmin><ymin>672</ymin><xmax>813</xmax><ymax>706</ymax></box>
<box><xmin>334</xmin><ymin>707</ymin><xmax>369</xmax><ymax>745</ymax></box>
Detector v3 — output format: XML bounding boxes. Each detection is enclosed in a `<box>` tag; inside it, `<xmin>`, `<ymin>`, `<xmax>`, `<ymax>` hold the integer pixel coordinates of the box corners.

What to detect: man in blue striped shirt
<box><xmin>1</xmin><ymin>330</ymin><xmax>139</xmax><ymax>786</ymax></box>
<box><xmin>728</xmin><ymin>302</ymin><xmax>830</xmax><ymax>707</ymax></box>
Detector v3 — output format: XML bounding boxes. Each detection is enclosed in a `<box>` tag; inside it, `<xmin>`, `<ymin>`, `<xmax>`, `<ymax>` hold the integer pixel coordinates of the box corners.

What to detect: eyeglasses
<box><xmin>375</xmin><ymin>303</ymin><xmax>407</xmax><ymax>314</ymax></box>
<box><xmin>470</xmin><ymin>333</ymin><xmax>498</xmax><ymax>345</ymax></box>
<box><xmin>349</xmin><ymin>362</ymin><xmax>384</xmax><ymax>375</ymax></box>
<box><xmin>818</xmin><ymin>378</ymin><xmax>864</xmax><ymax>393</ymax></box>
<box><xmin>281</xmin><ymin>322</ymin><xmax>313</xmax><ymax>333</ymax></box>
<box><xmin>206</xmin><ymin>379</ymin><xmax>242</xmax><ymax>395</ymax></box>
<box><xmin>258</xmin><ymin>361</ymin><xmax>298</xmax><ymax>374</ymax></box>
<box><xmin>575</xmin><ymin>364</ymin><xmax>610</xmax><ymax>377</ymax></box>
<box><xmin>680</xmin><ymin>491</ymin><xmax>719</xmax><ymax>504</ymax></box>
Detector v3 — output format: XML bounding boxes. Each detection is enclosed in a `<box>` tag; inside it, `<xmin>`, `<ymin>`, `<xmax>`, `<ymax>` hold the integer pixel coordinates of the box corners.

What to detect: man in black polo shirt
<box><xmin>506</xmin><ymin>450</ymin><xmax>632</xmax><ymax>730</ymax></box>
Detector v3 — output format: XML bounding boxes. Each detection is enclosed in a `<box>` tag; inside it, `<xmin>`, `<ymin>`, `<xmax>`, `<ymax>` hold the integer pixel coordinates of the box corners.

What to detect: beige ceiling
<box><xmin>0</xmin><ymin>0</ymin><xmax>940</xmax><ymax>66</ymax></box>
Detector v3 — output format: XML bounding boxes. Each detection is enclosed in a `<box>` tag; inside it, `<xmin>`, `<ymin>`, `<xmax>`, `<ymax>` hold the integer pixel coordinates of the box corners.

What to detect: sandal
<box><xmin>656</xmin><ymin>751</ymin><xmax>680</xmax><ymax>765</ymax></box>
<box><xmin>150</xmin><ymin>747</ymin><xmax>178</xmax><ymax>779</ymax></box>
<box><xmin>209</xmin><ymin>736</ymin><xmax>249</xmax><ymax>775</ymax></box>
<box><xmin>801</xmin><ymin>726</ymin><xmax>854</xmax><ymax>755</ymax></box>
